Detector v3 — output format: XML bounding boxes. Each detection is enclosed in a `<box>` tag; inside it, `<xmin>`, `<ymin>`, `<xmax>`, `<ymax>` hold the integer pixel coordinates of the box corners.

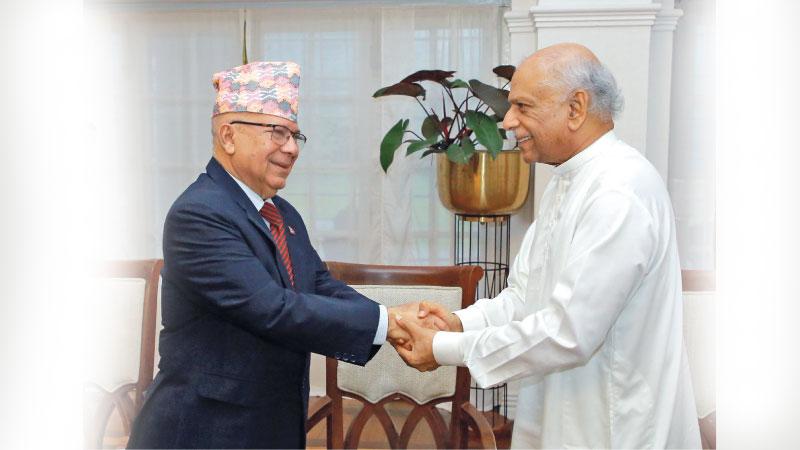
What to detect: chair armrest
<box><xmin>459</xmin><ymin>402</ymin><xmax>497</xmax><ymax>449</ymax></box>
<box><xmin>306</xmin><ymin>395</ymin><xmax>333</xmax><ymax>431</ymax></box>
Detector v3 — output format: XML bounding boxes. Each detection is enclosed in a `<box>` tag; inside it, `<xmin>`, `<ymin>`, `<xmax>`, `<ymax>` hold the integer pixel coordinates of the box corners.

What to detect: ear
<box><xmin>566</xmin><ymin>90</ymin><xmax>589</xmax><ymax>131</ymax></box>
<box><xmin>218</xmin><ymin>123</ymin><xmax>236</xmax><ymax>155</ymax></box>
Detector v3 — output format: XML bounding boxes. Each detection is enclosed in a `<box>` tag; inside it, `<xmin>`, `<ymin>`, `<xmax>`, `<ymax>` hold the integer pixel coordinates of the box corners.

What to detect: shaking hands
<box><xmin>386</xmin><ymin>302</ymin><xmax>463</xmax><ymax>372</ymax></box>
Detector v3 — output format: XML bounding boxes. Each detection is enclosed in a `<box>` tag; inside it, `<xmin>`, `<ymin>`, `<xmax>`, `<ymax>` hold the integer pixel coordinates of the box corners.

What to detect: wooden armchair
<box><xmin>307</xmin><ymin>262</ymin><xmax>496</xmax><ymax>449</ymax></box>
<box><xmin>84</xmin><ymin>259</ymin><xmax>162</xmax><ymax>449</ymax></box>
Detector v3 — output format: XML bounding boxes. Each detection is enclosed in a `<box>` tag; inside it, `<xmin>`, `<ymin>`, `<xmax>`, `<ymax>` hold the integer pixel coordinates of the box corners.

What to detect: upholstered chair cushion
<box><xmin>337</xmin><ymin>285</ymin><xmax>462</xmax><ymax>404</ymax></box>
<box><xmin>86</xmin><ymin>278</ymin><xmax>146</xmax><ymax>392</ymax></box>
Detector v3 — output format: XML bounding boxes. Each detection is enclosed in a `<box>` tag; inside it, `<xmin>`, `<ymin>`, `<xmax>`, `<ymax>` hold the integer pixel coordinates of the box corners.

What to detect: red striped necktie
<box><xmin>259</xmin><ymin>202</ymin><xmax>295</xmax><ymax>287</ymax></box>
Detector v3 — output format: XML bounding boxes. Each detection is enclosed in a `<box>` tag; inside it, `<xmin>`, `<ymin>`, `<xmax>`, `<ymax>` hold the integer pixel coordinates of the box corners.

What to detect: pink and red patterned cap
<box><xmin>211</xmin><ymin>61</ymin><xmax>301</xmax><ymax>122</ymax></box>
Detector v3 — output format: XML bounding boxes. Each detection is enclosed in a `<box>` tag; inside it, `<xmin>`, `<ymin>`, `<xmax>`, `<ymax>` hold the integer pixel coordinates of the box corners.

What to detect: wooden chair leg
<box><xmin>329</xmin><ymin>396</ymin><xmax>344</xmax><ymax>449</ymax></box>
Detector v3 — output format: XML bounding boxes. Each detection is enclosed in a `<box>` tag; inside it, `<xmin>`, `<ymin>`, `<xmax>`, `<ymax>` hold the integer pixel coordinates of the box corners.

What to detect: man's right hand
<box><xmin>417</xmin><ymin>301</ymin><xmax>463</xmax><ymax>332</ymax></box>
<box><xmin>387</xmin><ymin>302</ymin><xmax>449</xmax><ymax>349</ymax></box>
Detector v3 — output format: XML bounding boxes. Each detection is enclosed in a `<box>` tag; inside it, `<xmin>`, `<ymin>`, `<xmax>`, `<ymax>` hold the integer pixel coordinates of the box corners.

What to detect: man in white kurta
<box><xmin>394</xmin><ymin>43</ymin><xmax>701</xmax><ymax>448</ymax></box>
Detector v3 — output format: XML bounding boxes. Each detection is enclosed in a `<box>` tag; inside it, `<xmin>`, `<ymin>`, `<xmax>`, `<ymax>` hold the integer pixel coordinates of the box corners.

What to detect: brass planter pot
<box><xmin>436</xmin><ymin>150</ymin><xmax>531</xmax><ymax>216</ymax></box>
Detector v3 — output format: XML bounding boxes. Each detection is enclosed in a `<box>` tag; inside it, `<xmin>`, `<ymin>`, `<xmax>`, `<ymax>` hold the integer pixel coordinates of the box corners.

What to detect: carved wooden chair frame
<box><xmin>306</xmin><ymin>262</ymin><xmax>496</xmax><ymax>449</ymax></box>
<box><xmin>86</xmin><ymin>259</ymin><xmax>162</xmax><ymax>448</ymax></box>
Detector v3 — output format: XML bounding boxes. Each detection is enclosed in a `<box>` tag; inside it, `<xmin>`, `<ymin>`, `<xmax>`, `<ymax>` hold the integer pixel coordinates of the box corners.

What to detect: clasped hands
<box><xmin>386</xmin><ymin>302</ymin><xmax>462</xmax><ymax>372</ymax></box>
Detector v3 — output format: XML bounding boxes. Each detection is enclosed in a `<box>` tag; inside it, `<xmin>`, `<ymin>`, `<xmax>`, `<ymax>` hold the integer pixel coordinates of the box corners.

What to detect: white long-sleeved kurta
<box><xmin>433</xmin><ymin>131</ymin><xmax>701</xmax><ymax>448</ymax></box>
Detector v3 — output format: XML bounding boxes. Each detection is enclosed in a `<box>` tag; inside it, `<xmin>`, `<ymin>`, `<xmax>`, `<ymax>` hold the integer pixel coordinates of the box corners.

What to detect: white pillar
<box><xmin>668</xmin><ymin>0</ymin><xmax>714</xmax><ymax>270</ymax></box>
<box><xmin>647</xmin><ymin>7</ymin><xmax>683</xmax><ymax>181</ymax></box>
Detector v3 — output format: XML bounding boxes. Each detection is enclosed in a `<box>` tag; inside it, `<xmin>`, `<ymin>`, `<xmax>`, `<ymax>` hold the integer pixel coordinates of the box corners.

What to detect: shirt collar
<box><xmin>552</xmin><ymin>130</ymin><xmax>617</xmax><ymax>176</ymax></box>
<box><xmin>229</xmin><ymin>173</ymin><xmax>274</xmax><ymax>211</ymax></box>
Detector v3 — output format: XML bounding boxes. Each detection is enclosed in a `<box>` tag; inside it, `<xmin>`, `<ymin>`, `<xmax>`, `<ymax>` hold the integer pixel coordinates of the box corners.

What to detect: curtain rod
<box><xmin>87</xmin><ymin>0</ymin><xmax>510</xmax><ymax>13</ymax></box>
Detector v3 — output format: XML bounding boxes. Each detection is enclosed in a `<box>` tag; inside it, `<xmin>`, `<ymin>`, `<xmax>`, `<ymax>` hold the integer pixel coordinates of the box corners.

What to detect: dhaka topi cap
<box><xmin>212</xmin><ymin>61</ymin><xmax>301</xmax><ymax>122</ymax></box>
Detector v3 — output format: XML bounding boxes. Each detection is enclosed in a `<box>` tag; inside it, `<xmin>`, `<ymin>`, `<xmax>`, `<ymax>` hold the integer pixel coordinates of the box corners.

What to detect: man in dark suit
<box><xmin>127</xmin><ymin>61</ymin><xmax>437</xmax><ymax>449</ymax></box>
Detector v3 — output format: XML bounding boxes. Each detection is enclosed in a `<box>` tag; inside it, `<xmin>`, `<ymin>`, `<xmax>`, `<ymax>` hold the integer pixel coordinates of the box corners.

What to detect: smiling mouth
<box><xmin>517</xmin><ymin>135</ymin><xmax>532</xmax><ymax>144</ymax></box>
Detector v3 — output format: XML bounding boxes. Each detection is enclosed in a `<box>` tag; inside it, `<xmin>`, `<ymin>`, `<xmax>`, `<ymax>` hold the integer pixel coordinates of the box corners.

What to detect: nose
<box><xmin>282</xmin><ymin>137</ymin><xmax>300</xmax><ymax>158</ymax></box>
<box><xmin>502</xmin><ymin>107</ymin><xmax>519</xmax><ymax>131</ymax></box>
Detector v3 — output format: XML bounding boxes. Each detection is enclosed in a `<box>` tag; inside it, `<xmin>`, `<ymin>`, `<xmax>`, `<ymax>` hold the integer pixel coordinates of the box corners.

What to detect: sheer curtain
<box><xmin>86</xmin><ymin>9</ymin><xmax>242</xmax><ymax>259</ymax></box>
<box><xmin>86</xmin><ymin>4</ymin><xmax>503</xmax><ymax>265</ymax></box>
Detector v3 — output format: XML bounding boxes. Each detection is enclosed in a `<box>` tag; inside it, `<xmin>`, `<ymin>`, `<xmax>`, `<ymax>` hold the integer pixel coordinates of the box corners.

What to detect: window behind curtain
<box><xmin>249</xmin><ymin>6</ymin><xmax>501</xmax><ymax>265</ymax></box>
<box><xmin>88</xmin><ymin>5</ymin><xmax>503</xmax><ymax>265</ymax></box>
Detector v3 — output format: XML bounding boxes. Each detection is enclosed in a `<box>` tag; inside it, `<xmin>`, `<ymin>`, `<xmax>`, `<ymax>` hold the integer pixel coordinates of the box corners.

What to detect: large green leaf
<box><xmin>380</xmin><ymin>119</ymin><xmax>409</xmax><ymax>172</ymax></box>
<box><xmin>406</xmin><ymin>137</ymin><xmax>436</xmax><ymax>156</ymax></box>
<box><xmin>446</xmin><ymin>141</ymin><xmax>472</xmax><ymax>164</ymax></box>
<box><xmin>421</xmin><ymin>114</ymin><xmax>441</xmax><ymax>140</ymax></box>
<box><xmin>469</xmin><ymin>79</ymin><xmax>510</xmax><ymax>118</ymax></box>
<box><xmin>460</xmin><ymin>138</ymin><xmax>476</xmax><ymax>161</ymax></box>
<box><xmin>492</xmin><ymin>65</ymin><xmax>516</xmax><ymax>81</ymax></box>
<box><xmin>373</xmin><ymin>82</ymin><xmax>425</xmax><ymax>98</ymax></box>
<box><xmin>401</xmin><ymin>70</ymin><xmax>456</xmax><ymax>83</ymax></box>
<box><xmin>465</xmin><ymin>110</ymin><xmax>502</xmax><ymax>159</ymax></box>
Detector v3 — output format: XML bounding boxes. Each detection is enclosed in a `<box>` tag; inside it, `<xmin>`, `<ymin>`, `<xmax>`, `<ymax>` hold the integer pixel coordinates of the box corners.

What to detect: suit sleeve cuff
<box><xmin>454</xmin><ymin>307</ymin><xmax>486</xmax><ymax>332</ymax></box>
<box><xmin>432</xmin><ymin>331</ymin><xmax>465</xmax><ymax>367</ymax></box>
<box><xmin>373</xmin><ymin>304</ymin><xmax>388</xmax><ymax>345</ymax></box>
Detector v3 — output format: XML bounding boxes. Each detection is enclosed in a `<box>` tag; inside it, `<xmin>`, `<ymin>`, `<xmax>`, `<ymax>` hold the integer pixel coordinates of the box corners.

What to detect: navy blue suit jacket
<box><xmin>128</xmin><ymin>157</ymin><xmax>381</xmax><ymax>449</ymax></box>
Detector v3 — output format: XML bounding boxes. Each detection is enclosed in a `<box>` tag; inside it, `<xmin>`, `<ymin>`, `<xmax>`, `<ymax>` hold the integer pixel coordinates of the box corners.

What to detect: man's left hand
<box><xmin>393</xmin><ymin>314</ymin><xmax>440</xmax><ymax>372</ymax></box>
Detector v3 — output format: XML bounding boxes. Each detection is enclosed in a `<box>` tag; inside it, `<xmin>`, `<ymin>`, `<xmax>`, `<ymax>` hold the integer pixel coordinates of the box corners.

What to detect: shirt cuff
<box><xmin>373</xmin><ymin>304</ymin><xmax>388</xmax><ymax>345</ymax></box>
<box><xmin>454</xmin><ymin>307</ymin><xmax>486</xmax><ymax>332</ymax></box>
<box><xmin>432</xmin><ymin>331</ymin><xmax>465</xmax><ymax>366</ymax></box>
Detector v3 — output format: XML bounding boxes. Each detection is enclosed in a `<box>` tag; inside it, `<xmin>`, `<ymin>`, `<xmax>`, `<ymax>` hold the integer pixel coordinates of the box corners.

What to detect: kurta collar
<box><xmin>553</xmin><ymin>130</ymin><xmax>617</xmax><ymax>176</ymax></box>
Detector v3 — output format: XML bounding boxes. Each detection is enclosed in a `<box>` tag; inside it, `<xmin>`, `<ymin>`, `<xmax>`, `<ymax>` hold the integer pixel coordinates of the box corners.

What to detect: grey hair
<box><xmin>545</xmin><ymin>57</ymin><xmax>624</xmax><ymax>121</ymax></box>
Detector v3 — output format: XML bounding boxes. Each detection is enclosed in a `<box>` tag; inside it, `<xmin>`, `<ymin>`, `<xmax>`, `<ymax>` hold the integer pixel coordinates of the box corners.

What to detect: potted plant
<box><xmin>373</xmin><ymin>66</ymin><xmax>530</xmax><ymax>215</ymax></box>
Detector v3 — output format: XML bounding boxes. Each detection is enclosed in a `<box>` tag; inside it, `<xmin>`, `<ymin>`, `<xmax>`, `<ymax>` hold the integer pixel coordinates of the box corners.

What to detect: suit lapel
<box><xmin>245</xmin><ymin>209</ymin><xmax>274</xmax><ymax>245</ymax></box>
<box><xmin>206</xmin><ymin>157</ymin><xmax>292</xmax><ymax>288</ymax></box>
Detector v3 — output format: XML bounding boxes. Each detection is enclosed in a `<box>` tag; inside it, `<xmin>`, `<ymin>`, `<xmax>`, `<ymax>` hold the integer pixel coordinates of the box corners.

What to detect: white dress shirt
<box><xmin>433</xmin><ymin>132</ymin><xmax>701</xmax><ymax>448</ymax></box>
<box><xmin>229</xmin><ymin>175</ymin><xmax>388</xmax><ymax>345</ymax></box>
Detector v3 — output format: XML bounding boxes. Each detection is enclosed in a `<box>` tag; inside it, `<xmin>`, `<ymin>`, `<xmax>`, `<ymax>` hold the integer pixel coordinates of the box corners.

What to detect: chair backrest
<box><xmin>324</xmin><ymin>262</ymin><xmax>483</xmax><ymax>449</ymax></box>
<box><xmin>682</xmin><ymin>270</ymin><xmax>716</xmax><ymax>449</ymax></box>
<box><xmin>85</xmin><ymin>259</ymin><xmax>162</xmax><ymax>449</ymax></box>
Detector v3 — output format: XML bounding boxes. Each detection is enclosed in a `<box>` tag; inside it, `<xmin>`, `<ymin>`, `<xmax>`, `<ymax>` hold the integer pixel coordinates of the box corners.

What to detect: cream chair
<box><xmin>307</xmin><ymin>262</ymin><xmax>496</xmax><ymax>449</ymax></box>
<box><xmin>682</xmin><ymin>270</ymin><xmax>716</xmax><ymax>449</ymax></box>
<box><xmin>84</xmin><ymin>259</ymin><xmax>162</xmax><ymax>449</ymax></box>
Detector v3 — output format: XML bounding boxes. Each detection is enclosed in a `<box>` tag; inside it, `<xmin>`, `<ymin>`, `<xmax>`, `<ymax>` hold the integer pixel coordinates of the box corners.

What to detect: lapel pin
<box><xmin>288</xmin><ymin>226</ymin><xmax>296</xmax><ymax>235</ymax></box>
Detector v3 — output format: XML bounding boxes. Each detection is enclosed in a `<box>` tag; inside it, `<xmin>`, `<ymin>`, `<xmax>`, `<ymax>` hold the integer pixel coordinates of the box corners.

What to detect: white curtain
<box><xmin>86</xmin><ymin>4</ymin><xmax>502</xmax><ymax>265</ymax></box>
